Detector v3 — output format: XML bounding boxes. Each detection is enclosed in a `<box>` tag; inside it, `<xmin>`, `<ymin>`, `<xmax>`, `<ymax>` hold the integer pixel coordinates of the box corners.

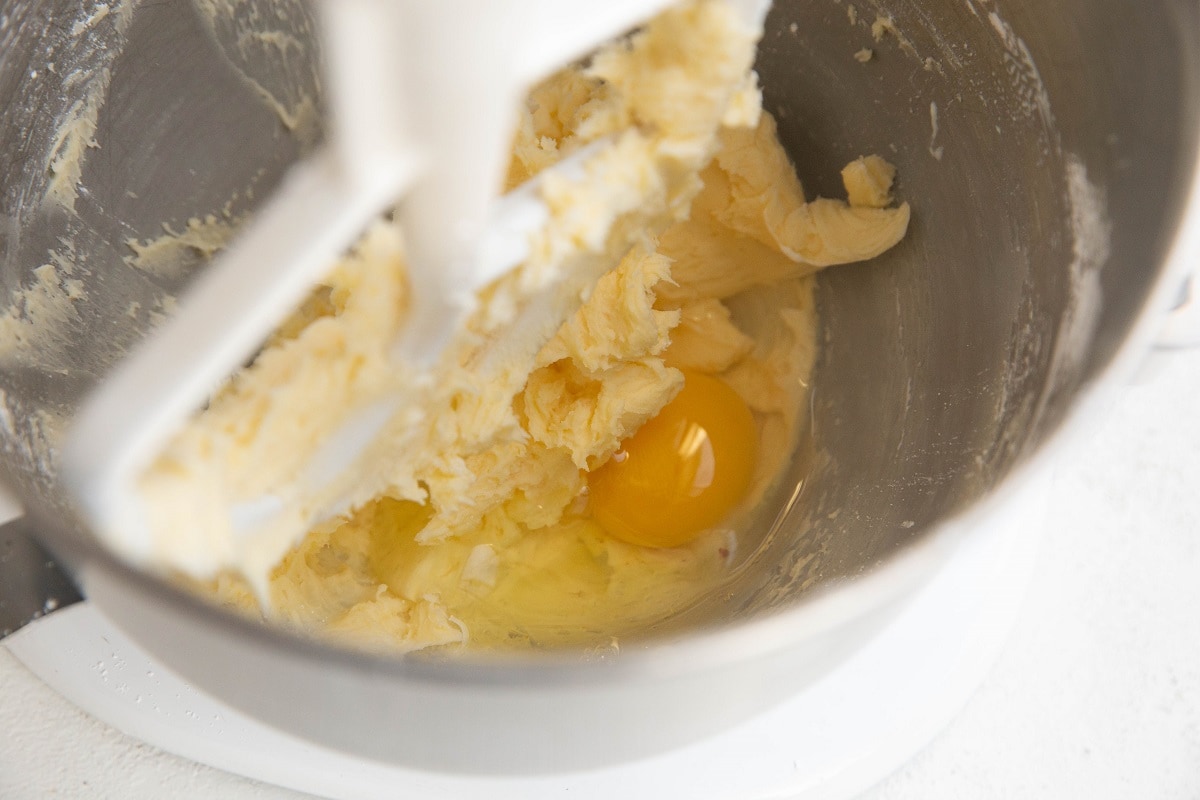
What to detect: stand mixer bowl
<box><xmin>1</xmin><ymin>0</ymin><xmax>1197</xmax><ymax>774</ymax></box>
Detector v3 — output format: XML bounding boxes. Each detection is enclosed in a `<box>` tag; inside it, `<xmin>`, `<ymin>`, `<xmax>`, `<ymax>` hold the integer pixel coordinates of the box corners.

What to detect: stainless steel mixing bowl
<box><xmin>1</xmin><ymin>0</ymin><xmax>1198</xmax><ymax>774</ymax></box>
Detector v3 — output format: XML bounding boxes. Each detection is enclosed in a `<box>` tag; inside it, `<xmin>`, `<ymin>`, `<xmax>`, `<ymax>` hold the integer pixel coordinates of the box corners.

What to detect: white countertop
<box><xmin>3</xmin><ymin>346</ymin><xmax>1198</xmax><ymax>799</ymax></box>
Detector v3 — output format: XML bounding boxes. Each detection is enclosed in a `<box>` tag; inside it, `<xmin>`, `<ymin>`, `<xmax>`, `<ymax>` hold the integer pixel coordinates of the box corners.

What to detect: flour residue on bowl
<box><xmin>986</xmin><ymin>10</ymin><xmax>1054</xmax><ymax>137</ymax></box>
<box><xmin>125</xmin><ymin>215</ymin><xmax>241</xmax><ymax>280</ymax></box>
<box><xmin>1043</xmin><ymin>157</ymin><xmax>1110</xmax><ymax>393</ymax></box>
<box><xmin>41</xmin><ymin>0</ymin><xmax>136</xmax><ymax>212</ymax></box>
<box><xmin>0</xmin><ymin>388</ymin><xmax>62</xmax><ymax>484</ymax></box>
<box><xmin>841</xmin><ymin>1</ymin><xmax>950</xmax><ymax>76</ymax></box>
<box><xmin>928</xmin><ymin>101</ymin><xmax>944</xmax><ymax>161</ymax></box>
<box><xmin>0</xmin><ymin>260</ymin><xmax>87</xmax><ymax>368</ymax></box>
<box><xmin>45</xmin><ymin>68</ymin><xmax>109</xmax><ymax>213</ymax></box>
<box><xmin>191</xmin><ymin>0</ymin><xmax>321</xmax><ymax>143</ymax></box>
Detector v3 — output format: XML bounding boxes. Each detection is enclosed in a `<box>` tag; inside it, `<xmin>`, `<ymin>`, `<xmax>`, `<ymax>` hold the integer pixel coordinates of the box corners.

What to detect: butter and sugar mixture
<box><xmin>146</xmin><ymin>1</ymin><xmax>909</xmax><ymax>651</ymax></box>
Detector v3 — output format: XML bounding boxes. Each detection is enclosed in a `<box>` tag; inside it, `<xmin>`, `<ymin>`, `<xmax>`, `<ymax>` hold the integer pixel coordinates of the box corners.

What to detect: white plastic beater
<box><xmin>62</xmin><ymin>0</ymin><xmax>771</xmax><ymax>579</ymax></box>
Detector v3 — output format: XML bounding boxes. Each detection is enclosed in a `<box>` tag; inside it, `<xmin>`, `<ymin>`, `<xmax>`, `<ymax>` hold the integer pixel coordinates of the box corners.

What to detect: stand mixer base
<box><xmin>1</xmin><ymin>461</ymin><xmax>1047</xmax><ymax>799</ymax></box>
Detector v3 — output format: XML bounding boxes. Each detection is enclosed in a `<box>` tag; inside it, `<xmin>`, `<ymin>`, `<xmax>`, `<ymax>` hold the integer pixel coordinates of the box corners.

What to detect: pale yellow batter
<box><xmin>139</xmin><ymin>1</ymin><xmax>909</xmax><ymax>652</ymax></box>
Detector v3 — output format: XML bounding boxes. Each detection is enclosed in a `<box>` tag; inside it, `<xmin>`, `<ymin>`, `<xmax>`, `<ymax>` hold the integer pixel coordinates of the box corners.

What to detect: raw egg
<box><xmin>588</xmin><ymin>370</ymin><xmax>756</xmax><ymax>548</ymax></box>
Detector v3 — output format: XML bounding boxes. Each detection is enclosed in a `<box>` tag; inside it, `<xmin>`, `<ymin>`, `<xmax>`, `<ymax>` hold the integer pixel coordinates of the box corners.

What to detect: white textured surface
<box><xmin>1</xmin><ymin>348</ymin><xmax>1198</xmax><ymax>798</ymax></box>
<box><xmin>865</xmin><ymin>348</ymin><xmax>1200</xmax><ymax>799</ymax></box>
<box><xmin>0</xmin><ymin>654</ymin><xmax>303</xmax><ymax>799</ymax></box>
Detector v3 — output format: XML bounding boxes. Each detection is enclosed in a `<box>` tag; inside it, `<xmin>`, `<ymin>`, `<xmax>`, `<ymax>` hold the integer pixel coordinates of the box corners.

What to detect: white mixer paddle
<box><xmin>62</xmin><ymin>0</ymin><xmax>771</xmax><ymax>589</ymax></box>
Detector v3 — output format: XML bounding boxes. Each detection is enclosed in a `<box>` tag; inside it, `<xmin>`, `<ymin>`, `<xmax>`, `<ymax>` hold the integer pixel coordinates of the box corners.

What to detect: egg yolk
<box><xmin>587</xmin><ymin>370</ymin><xmax>757</xmax><ymax>549</ymax></box>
